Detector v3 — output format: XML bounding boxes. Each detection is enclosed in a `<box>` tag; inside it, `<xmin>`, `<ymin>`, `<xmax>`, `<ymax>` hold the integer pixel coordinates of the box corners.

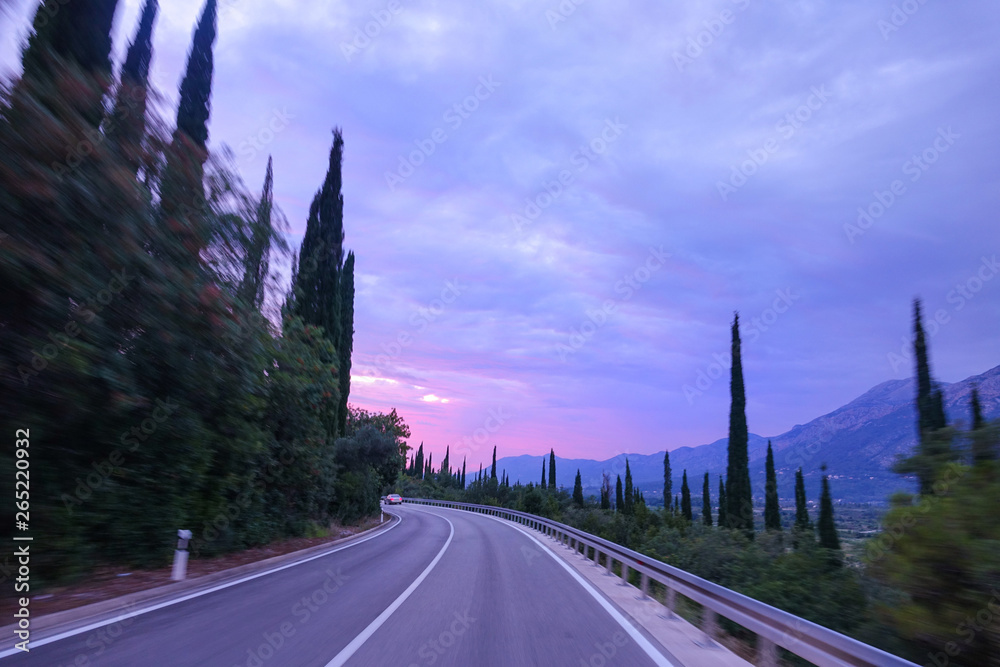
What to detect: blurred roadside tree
<box><xmin>870</xmin><ymin>459</ymin><xmax>1000</xmax><ymax>666</ymax></box>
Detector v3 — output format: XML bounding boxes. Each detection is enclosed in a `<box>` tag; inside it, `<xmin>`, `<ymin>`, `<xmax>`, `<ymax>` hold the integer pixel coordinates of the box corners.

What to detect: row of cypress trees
<box><xmin>404</xmin><ymin>442</ymin><xmax>468</xmax><ymax>488</ymax></box>
<box><xmin>0</xmin><ymin>1</ymin><xmax>398</xmax><ymax>578</ymax></box>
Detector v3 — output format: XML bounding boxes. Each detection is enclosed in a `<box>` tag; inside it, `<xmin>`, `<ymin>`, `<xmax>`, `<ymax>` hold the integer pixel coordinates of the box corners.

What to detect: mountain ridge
<box><xmin>492</xmin><ymin>364</ymin><xmax>1000</xmax><ymax>503</ymax></box>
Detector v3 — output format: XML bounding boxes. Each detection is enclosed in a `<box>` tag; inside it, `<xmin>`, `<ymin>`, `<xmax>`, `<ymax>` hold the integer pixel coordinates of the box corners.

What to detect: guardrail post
<box><xmin>605</xmin><ymin>553</ymin><xmax>612</xmax><ymax>575</ymax></box>
<box><xmin>702</xmin><ymin>609</ymin><xmax>719</xmax><ymax>641</ymax></box>
<box><xmin>666</xmin><ymin>587</ymin><xmax>676</xmax><ymax>614</ymax></box>
<box><xmin>592</xmin><ymin>546</ymin><xmax>599</xmax><ymax>565</ymax></box>
<box><xmin>757</xmin><ymin>637</ymin><xmax>779</xmax><ymax>667</ymax></box>
<box><xmin>621</xmin><ymin>563</ymin><xmax>630</xmax><ymax>586</ymax></box>
<box><xmin>640</xmin><ymin>572</ymin><xmax>650</xmax><ymax>599</ymax></box>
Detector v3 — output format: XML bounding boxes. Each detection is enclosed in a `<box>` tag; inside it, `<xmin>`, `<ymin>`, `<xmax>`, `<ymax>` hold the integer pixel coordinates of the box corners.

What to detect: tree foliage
<box><xmin>725</xmin><ymin>312</ymin><xmax>753</xmax><ymax>534</ymax></box>
<box><xmin>764</xmin><ymin>441</ymin><xmax>781</xmax><ymax>531</ymax></box>
<box><xmin>702</xmin><ymin>472</ymin><xmax>712</xmax><ymax>526</ymax></box>
<box><xmin>680</xmin><ymin>470</ymin><xmax>692</xmax><ymax>522</ymax></box>
<box><xmin>0</xmin><ymin>5</ymin><xmax>394</xmax><ymax>581</ymax></box>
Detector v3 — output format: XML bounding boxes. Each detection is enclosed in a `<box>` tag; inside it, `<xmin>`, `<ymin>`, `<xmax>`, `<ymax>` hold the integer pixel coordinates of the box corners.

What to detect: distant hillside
<box><xmin>495</xmin><ymin>364</ymin><xmax>1000</xmax><ymax>504</ymax></box>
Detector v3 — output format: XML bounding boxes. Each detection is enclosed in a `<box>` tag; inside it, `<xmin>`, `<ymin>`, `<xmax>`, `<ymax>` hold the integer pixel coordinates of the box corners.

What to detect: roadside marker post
<box><xmin>172</xmin><ymin>529</ymin><xmax>192</xmax><ymax>581</ymax></box>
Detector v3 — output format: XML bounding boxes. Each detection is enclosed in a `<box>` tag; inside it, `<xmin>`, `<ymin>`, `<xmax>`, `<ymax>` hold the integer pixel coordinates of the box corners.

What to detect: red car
<box><xmin>385</xmin><ymin>494</ymin><xmax>402</xmax><ymax>505</ymax></box>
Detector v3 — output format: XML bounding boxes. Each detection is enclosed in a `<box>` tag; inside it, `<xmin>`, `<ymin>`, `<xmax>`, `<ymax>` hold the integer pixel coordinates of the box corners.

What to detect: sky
<box><xmin>2</xmin><ymin>0</ymin><xmax>999</xmax><ymax>470</ymax></box>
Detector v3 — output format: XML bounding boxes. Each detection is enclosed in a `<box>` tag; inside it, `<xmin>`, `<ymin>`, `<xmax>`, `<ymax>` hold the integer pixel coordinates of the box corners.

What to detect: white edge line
<box><xmin>324</xmin><ymin>508</ymin><xmax>454</xmax><ymax>667</ymax></box>
<box><xmin>423</xmin><ymin>504</ymin><xmax>677</xmax><ymax>667</ymax></box>
<box><xmin>0</xmin><ymin>515</ymin><xmax>402</xmax><ymax>660</ymax></box>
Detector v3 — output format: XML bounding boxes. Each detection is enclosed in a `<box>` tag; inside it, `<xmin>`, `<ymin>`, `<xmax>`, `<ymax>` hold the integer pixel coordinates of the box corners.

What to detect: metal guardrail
<box><xmin>403</xmin><ymin>497</ymin><xmax>917</xmax><ymax>667</ymax></box>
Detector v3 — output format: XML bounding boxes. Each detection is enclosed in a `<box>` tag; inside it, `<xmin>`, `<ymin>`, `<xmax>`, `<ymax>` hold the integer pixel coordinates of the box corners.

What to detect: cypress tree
<box><xmin>491</xmin><ymin>446</ymin><xmax>497</xmax><ymax>480</ymax></box>
<box><xmin>107</xmin><ymin>0</ymin><xmax>157</xmax><ymax>171</ymax></box>
<box><xmin>899</xmin><ymin>300</ymin><xmax>953</xmax><ymax>494</ymax></box>
<box><xmin>237</xmin><ymin>156</ymin><xmax>274</xmax><ymax>310</ymax></box>
<box><xmin>19</xmin><ymin>0</ymin><xmax>119</xmax><ymax>125</ymax></box>
<box><xmin>817</xmin><ymin>465</ymin><xmax>841</xmax><ymax>561</ymax></box>
<box><xmin>541</xmin><ymin>459</ymin><xmax>546</xmax><ymax>487</ymax></box>
<box><xmin>972</xmin><ymin>385</ymin><xmax>984</xmax><ymax>431</ymax></box>
<box><xmin>725</xmin><ymin>312</ymin><xmax>752</xmax><ymax>534</ymax></box>
<box><xmin>702</xmin><ymin>472</ymin><xmax>712</xmax><ymax>526</ymax></box>
<box><xmin>663</xmin><ymin>450</ymin><xmax>672</xmax><ymax>511</ymax></box>
<box><xmin>174</xmin><ymin>0</ymin><xmax>216</xmax><ymax>150</ymax></box>
<box><xmin>764</xmin><ymin>441</ymin><xmax>781</xmax><ymax>531</ymax></box>
<box><xmin>674</xmin><ymin>495</ymin><xmax>680</xmax><ymax>514</ymax></box>
<box><xmin>573</xmin><ymin>470</ymin><xmax>584</xmax><ymax>507</ymax></box>
<box><xmin>913</xmin><ymin>299</ymin><xmax>947</xmax><ymax>438</ymax></box>
<box><xmin>793</xmin><ymin>467</ymin><xmax>812</xmax><ymax>547</ymax></box>
<box><xmin>548</xmin><ymin>449</ymin><xmax>557</xmax><ymax>489</ymax></box>
<box><xmin>337</xmin><ymin>251</ymin><xmax>355</xmax><ymax>435</ymax></box>
<box><xmin>441</xmin><ymin>446</ymin><xmax>450</xmax><ymax>487</ymax></box>
<box><xmin>292</xmin><ymin>130</ymin><xmax>345</xmax><ymax>331</ymax></box>
<box><xmin>461</xmin><ymin>458</ymin><xmax>466</xmax><ymax>488</ymax></box>
<box><xmin>624</xmin><ymin>459</ymin><xmax>634</xmax><ymax>516</ymax></box>
<box><xmin>415</xmin><ymin>443</ymin><xmax>424</xmax><ymax>480</ymax></box>
<box><xmin>615</xmin><ymin>475</ymin><xmax>623</xmax><ymax>513</ymax></box>
<box><xmin>970</xmin><ymin>386</ymin><xmax>994</xmax><ymax>465</ymax></box>
<box><xmin>718</xmin><ymin>476</ymin><xmax>727</xmax><ymax>526</ymax></box>
<box><xmin>427</xmin><ymin>453</ymin><xmax>432</xmax><ymax>481</ymax></box>
<box><xmin>289</xmin><ymin>130</ymin><xmax>348</xmax><ymax>435</ymax></box>
<box><xmin>680</xmin><ymin>471</ymin><xmax>692</xmax><ymax>522</ymax></box>
<box><xmin>600</xmin><ymin>472</ymin><xmax>611</xmax><ymax>510</ymax></box>
<box><xmin>914</xmin><ymin>299</ymin><xmax>934</xmax><ymax>435</ymax></box>
<box><xmin>159</xmin><ymin>0</ymin><xmax>218</xmax><ymax>266</ymax></box>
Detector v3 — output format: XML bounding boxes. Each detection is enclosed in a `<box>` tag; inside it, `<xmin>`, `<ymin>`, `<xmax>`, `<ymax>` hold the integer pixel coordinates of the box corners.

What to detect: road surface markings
<box><xmin>324</xmin><ymin>508</ymin><xmax>455</xmax><ymax>667</ymax></box>
<box><xmin>430</xmin><ymin>505</ymin><xmax>677</xmax><ymax>667</ymax></box>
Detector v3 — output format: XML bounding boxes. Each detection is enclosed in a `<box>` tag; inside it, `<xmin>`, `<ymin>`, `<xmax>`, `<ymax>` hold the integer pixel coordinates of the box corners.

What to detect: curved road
<box><xmin>2</xmin><ymin>505</ymin><xmax>674</xmax><ymax>666</ymax></box>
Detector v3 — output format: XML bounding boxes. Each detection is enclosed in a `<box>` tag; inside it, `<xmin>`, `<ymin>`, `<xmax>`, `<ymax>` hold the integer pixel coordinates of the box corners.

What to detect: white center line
<box><xmin>324</xmin><ymin>509</ymin><xmax>454</xmax><ymax>667</ymax></box>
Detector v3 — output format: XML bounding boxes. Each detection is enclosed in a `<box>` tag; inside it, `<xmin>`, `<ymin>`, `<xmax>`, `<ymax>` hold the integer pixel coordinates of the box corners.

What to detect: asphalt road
<box><xmin>2</xmin><ymin>505</ymin><xmax>674</xmax><ymax>666</ymax></box>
